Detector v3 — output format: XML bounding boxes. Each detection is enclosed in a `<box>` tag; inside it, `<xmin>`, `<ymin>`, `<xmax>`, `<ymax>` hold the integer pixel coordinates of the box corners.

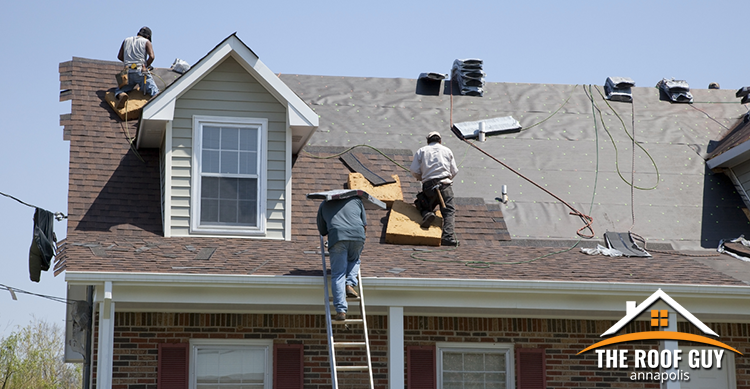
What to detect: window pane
<box><xmin>203</xmin><ymin>150</ymin><xmax>220</xmax><ymax>174</ymax></box>
<box><xmin>239</xmin><ymin>151</ymin><xmax>257</xmax><ymax>175</ymax></box>
<box><xmin>485</xmin><ymin>354</ymin><xmax>504</xmax><ymax>371</ymax></box>
<box><xmin>463</xmin><ymin>353</ymin><xmax>484</xmax><ymax>371</ymax></box>
<box><xmin>219</xmin><ymin>200</ymin><xmax>238</xmax><ymax>223</ymax></box>
<box><xmin>464</xmin><ymin>372</ymin><xmax>483</xmax><ymax>383</ymax></box>
<box><xmin>238</xmin><ymin>200</ymin><xmax>257</xmax><ymax>226</ymax></box>
<box><xmin>196</xmin><ymin>347</ymin><xmax>266</xmax><ymax>386</ymax></box>
<box><xmin>240</xmin><ymin>128</ymin><xmax>257</xmax><ymax>151</ymax></box>
<box><xmin>238</xmin><ymin>179</ymin><xmax>257</xmax><ymax>200</ymax></box>
<box><xmin>202</xmin><ymin>177</ymin><xmax>219</xmax><ymax>198</ymax></box>
<box><xmin>203</xmin><ymin>126</ymin><xmax>220</xmax><ymax>149</ymax></box>
<box><xmin>221</xmin><ymin>151</ymin><xmax>239</xmax><ymax>174</ymax></box>
<box><xmin>219</xmin><ymin>178</ymin><xmax>239</xmax><ymax>200</ymax></box>
<box><xmin>444</xmin><ymin>352</ymin><xmax>463</xmax><ymax>370</ymax></box>
<box><xmin>221</xmin><ymin>127</ymin><xmax>239</xmax><ymax>150</ymax></box>
<box><xmin>201</xmin><ymin>199</ymin><xmax>219</xmax><ymax>223</ymax></box>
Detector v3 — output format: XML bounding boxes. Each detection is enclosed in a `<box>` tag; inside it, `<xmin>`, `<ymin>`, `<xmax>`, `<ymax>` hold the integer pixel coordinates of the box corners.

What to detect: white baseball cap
<box><xmin>427</xmin><ymin>131</ymin><xmax>441</xmax><ymax>141</ymax></box>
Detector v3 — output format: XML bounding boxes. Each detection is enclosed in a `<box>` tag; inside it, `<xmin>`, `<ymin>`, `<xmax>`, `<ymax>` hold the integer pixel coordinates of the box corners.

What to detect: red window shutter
<box><xmin>407</xmin><ymin>345</ymin><xmax>436</xmax><ymax>389</ymax></box>
<box><xmin>516</xmin><ymin>348</ymin><xmax>546</xmax><ymax>389</ymax></box>
<box><xmin>274</xmin><ymin>343</ymin><xmax>304</xmax><ymax>389</ymax></box>
<box><xmin>158</xmin><ymin>343</ymin><xmax>189</xmax><ymax>389</ymax></box>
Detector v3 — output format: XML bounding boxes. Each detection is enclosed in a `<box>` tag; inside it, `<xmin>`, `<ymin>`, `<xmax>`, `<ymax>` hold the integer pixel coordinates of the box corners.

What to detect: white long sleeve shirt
<box><xmin>410</xmin><ymin>142</ymin><xmax>459</xmax><ymax>184</ymax></box>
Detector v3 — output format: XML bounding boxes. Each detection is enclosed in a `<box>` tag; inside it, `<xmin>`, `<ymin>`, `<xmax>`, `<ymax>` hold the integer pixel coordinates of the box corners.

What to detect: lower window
<box><xmin>190</xmin><ymin>340</ymin><xmax>272</xmax><ymax>389</ymax></box>
<box><xmin>437</xmin><ymin>343</ymin><xmax>514</xmax><ymax>389</ymax></box>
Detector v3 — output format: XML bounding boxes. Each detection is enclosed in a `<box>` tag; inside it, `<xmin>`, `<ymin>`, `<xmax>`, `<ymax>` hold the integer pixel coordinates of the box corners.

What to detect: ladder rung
<box><xmin>329</xmin><ymin>296</ymin><xmax>361</xmax><ymax>301</ymax></box>
<box><xmin>332</xmin><ymin>318</ymin><xmax>364</xmax><ymax>324</ymax></box>
<box><xmin>336</xmin><ymin>365</ymin><xmax>370</xmax><ymax>372</ymax></box>
<box><xmin>334</xmin><ymin>342</ymin><xmax>366</xmax><ymax>348</ymax></box>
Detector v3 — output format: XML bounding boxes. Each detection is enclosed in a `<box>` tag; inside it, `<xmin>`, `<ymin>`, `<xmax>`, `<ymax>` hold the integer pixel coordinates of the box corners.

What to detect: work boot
<box><xmin>116</xmin><ymin>93</ymin><xmax>129</xmax><ymax>109</ymax></box>
<box><xmin>420</xmin><ymin>212</ymin><xmax>436</xmax><ymax>228</ymax></box>
<box><xmin>335</xmin><ymin>312</ymin><xmax>346</xmax><ymax>321</ymax></box>
<box><xmin>346</xmin><ymin>285</ymin><xmax>359</xmax><ymax>298</ymax></box>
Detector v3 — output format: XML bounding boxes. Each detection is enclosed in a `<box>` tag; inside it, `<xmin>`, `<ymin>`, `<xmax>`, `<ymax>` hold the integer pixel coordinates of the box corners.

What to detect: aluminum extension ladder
<box><xmin>320</xmin><ymin>236</ymin><xmax>375</xmax><ymax>389</ymax></box>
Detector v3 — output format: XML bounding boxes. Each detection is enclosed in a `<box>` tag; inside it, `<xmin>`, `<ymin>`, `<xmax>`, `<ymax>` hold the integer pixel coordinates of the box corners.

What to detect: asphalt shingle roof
<box><xmin>55</xmin><ymin>57</ymin><xmax>749</xmax><ymax>287</ymax></box>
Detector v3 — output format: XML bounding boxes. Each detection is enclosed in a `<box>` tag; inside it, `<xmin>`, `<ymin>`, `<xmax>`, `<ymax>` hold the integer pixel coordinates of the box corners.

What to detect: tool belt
<box><xmin>422</xmin><ymin>177</ymin><xmax>450</xmax><ymax>190</ymax></box>
<box><xmin>128</xmin><ymin>63</ymin><xmax>140</xmax><ymax>69</ymax></box>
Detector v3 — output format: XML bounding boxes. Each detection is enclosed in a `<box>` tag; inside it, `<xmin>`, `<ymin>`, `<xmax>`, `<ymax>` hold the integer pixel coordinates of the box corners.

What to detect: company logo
<box><xmin>578</xmin><ymin>289</ymin><xmax>742</xmax><ymax>382</ymax></box>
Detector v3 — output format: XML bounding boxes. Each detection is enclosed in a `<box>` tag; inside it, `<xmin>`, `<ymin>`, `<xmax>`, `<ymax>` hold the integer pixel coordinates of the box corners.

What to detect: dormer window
<box><xmin>191</xmin><ymin>115</ymin><xmax>267</xmax><ymax>235</ymax></box>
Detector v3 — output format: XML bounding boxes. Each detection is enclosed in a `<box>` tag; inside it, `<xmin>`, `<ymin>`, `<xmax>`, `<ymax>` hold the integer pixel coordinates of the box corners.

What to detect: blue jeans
<box><xmin>329</xmin><ymin>240</ymin><xmax>363</xmax><ymax>313</ymax></box>
<box><xmin>115</xmin><ymin>69</ymin><xmax>159</xmax><ymax>97</ymax></box>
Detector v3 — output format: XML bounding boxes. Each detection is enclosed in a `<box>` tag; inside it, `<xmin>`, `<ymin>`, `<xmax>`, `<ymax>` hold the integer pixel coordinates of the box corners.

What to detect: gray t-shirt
<box><xmin>122</xmin><ymin>36</ymin><xmax>148</xmax><ymax>66</ymax></box>
<box><xmin>316</xmin><ymin>197</ymin><xmax>367</xmax><ymax>247</ymax></box>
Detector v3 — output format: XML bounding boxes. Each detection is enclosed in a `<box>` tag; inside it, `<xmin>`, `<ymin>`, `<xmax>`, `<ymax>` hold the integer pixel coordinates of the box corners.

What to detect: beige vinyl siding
<box><xmin>169</xmin><ymin>56</ymin><xmax>288</xmax><ymax>239</ymax></box>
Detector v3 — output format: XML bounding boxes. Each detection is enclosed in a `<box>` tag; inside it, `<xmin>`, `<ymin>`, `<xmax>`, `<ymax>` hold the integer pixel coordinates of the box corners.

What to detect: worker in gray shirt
<box><xmin>317</xmin><ymin>196</ymin><xmax>367</xmax><ymax>321</ymax></box>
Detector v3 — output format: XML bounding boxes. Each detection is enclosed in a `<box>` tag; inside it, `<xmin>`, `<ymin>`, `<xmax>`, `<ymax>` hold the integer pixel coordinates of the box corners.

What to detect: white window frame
<box><xmin>191</xmin><ymin>115</ymin><xmax>268</xmax><ymax>235</ymax></box>
<box><xmin>436</xmin><ymin>342</ymin><xmax>515</xmax><ymax>389</ymax></box>
<box><xmin>188</xmin><ymin>339</ymin><xmax>273</xmax><ymax>389</ymax></box>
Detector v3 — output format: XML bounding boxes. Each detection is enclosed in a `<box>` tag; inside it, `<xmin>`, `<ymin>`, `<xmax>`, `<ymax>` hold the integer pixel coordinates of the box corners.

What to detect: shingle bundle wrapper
<box><xmin>658</xmin><ymin>78</ymin><xmax>693</xmax><ymax>103</ymax></box>
<box><xmin>451</xmin><ymin>59</ymin><xmax>485</xmax><ymax>97</ymax></box>
<box><xmin>307</xmin><ymin>189</ymin><xmax>387</xmax><ymax>210</ymax></box>
<box><xmin>604</xmin><ymin>77</ymin><xmax>635</xmax><ymax>102</ymax></box>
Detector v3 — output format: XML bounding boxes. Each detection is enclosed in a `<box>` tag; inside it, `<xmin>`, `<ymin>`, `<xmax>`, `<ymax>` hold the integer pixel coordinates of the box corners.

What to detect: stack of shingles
<box><xmin>451</xmin><ymin>59</ymin><xmax>485</xmax><ymax>97</ymax></box>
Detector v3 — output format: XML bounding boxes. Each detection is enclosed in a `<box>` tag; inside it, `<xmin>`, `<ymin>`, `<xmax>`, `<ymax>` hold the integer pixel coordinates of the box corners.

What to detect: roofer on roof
<box><xmin>317</xmin><ymin>196</ymin><xmax>367</xmax><ymax>321</ymax></box>
<box><xmin>410</xmin><ymin>131</ymin><xmax>460</xmax><ymax>246</ymax></box>
<box><xmin>115</xmin><ymin>27</ymin><xmax>159</xmax><ymax>109</ymax></box>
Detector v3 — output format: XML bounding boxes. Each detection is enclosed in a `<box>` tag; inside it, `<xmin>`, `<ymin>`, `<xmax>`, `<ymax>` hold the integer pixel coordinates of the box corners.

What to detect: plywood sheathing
<box><xmin>347</xmin><ymin>173</ymin><xmax>403</xmax><ymax>208</ymax></box>
<box><xmin>385</xmin><ymin>200</ymin><xmax>442</xmax><ymax>246</ymax></box>
<box><xmin>104</xmin><ymin>89</ymin><xmax>149</xmax><ymax>121</ymax></box>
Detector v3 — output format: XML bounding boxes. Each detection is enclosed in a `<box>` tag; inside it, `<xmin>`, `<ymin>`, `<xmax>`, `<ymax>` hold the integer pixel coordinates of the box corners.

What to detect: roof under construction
<box><xmin>56</xmin><ymin>56</ymin><xmax>750</xmax><ymax>287</ymax></box>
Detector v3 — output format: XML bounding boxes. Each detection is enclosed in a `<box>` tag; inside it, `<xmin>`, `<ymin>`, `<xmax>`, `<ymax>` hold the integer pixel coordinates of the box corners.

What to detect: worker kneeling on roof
<box><xmin>115</xmin><ymin>27</ymin><xmax>159</xmax><ymax>109</ymax></box>
<box><xmin>410</xmin><ymin>131</ymin><xmax>460</xmax><ymax>246</ymax></box>
<box><xmin>317</xmin><ymin>195</ymin><xmax>367</xmax><ymax>321</ymax></box>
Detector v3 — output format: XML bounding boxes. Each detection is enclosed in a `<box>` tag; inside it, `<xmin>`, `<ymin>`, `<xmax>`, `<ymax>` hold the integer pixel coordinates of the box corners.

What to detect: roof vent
<box><xmin>604</xmin><ymin>77</ymin><xmax>635</xmax><ymax>102</ymax></box>
<box><xmin>453</xmin><ymin>116</ymin><xmax>522</xmax><ymax>139</ymax></box>
<box><xmin>451</xmin><ymin>59</ymin><xmax>485</xmax><ymax>97</ymax></box>
<box><xmin>657</xmin><ymin>78</ymin><xmax>693</xmax><ymax>103</ymax></box>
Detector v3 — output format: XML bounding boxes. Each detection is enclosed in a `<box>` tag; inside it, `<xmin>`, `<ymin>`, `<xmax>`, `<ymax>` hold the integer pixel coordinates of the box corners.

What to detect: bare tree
<box><xmin>0</xmin><ymin>318</ymin><xmax>81</xmax><ymax>389</ymax></box>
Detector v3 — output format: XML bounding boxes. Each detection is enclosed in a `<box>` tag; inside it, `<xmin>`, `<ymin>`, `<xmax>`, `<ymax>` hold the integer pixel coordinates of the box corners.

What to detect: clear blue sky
<box><xmin>0</xmin><ymin>0</ymin><xmax>747</xmax><ymax>335</ymax></box>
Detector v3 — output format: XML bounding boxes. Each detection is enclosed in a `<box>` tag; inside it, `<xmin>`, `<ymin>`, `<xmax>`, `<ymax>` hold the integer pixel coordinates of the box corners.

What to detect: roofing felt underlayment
<box><xmin>279</xmin><ymin>74</ymin><xmax>750</xmax><ymax>250</ymax></box>
<box><xmin>56</xmin><ymin>57</ymin><xmax>750</xmax><ymax>286</ymax></box>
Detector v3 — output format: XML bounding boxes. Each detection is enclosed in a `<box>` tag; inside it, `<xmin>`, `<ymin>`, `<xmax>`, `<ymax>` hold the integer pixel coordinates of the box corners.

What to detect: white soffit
<box><xmin>138</xmin><ymin>34</ymin><xmax>318</xmax><ymax>149</ymax></box>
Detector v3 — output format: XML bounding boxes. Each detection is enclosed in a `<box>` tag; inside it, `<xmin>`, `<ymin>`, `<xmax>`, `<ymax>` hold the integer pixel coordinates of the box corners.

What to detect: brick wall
<box><xmin>92</xmin><ymin>313</ymin><xmax>750</xmax><ymax>389</ymax></box>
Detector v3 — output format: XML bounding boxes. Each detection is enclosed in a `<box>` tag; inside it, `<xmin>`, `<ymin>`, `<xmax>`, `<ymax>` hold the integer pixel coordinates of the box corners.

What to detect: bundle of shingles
<box><xmin>451</xmin><ymin>59</ymin><xmax>485</xmax><ymax>97</ymax></box>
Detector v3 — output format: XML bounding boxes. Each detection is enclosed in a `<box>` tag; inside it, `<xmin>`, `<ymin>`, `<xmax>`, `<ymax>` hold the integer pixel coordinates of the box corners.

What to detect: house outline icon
<box><xmin>601</xmin><ymin>288</ymin><xmax>719</xmax><ymax>337</ymax></box>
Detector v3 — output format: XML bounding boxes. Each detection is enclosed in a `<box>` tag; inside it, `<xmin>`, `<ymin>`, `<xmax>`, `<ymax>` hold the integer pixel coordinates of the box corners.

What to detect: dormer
<box><xmin>136</xmin><ymin>34</ymin><xmax>318</xmax><ymax>240</ymax></box>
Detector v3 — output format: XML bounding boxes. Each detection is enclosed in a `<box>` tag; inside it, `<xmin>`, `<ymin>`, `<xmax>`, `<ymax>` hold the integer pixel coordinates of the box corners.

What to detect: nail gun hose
<box><xmin>450</xmin><ymin>125</ymin><xmax>594</xmax><ymax>238</ymax></box>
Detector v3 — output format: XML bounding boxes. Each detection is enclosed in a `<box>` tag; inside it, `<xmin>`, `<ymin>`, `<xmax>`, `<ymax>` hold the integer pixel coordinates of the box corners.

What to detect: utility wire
<box><xmin>0</xmin><ymin>283</ymin><xmax>71</xmax><ymax>305</ymax></box>
<box><xmin>0</xmin><ymin>191</ymin><xmax>66</xmax><ymax>221</ymax></box>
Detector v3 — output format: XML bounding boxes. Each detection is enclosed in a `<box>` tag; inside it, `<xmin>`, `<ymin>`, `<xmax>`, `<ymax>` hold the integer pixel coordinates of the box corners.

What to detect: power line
<box><xmin>0</xmin><ymin>283</ymin><xmax>71</xmax><ymax>305</ymax></box>
<box><xmin>0</xmin><ymin>190</ymin><xmax>67</xmax><ymax>221</ymax></box>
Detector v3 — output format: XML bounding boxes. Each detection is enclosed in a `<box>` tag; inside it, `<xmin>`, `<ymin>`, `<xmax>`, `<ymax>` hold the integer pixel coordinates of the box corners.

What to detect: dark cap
<box><xmin>138</xmin><ymin>26</ymin><xmax>152</xmax><ymax>42</ymax></box>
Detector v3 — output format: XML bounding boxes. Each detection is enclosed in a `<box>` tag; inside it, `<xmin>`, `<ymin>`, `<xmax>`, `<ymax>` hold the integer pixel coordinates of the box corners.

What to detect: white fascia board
<box><xmin>65</xmin><ymin>272</ymin><xmax>750</xmax><ymax>313</ymax></box>
<box><xmin>227</xmin><ymin>37</ymin><xmax>318</xmax><ymax>128</ymax></box>
<box><xmin>140</xmin><ymin>43</ymin><xmax>234</xmax><ymax>122</ymax></box>
<box><xmin>706</xmin><ymin>141</ymin><xmax>750</xmax><ymax>169</ymax></box>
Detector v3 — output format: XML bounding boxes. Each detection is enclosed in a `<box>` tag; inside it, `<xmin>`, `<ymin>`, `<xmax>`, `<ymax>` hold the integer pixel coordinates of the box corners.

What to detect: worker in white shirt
<box><xmin>410</xmin><ymin>131</ymin><xmax>459</xmax><ymax>246</ymax></box>
<box><xmin>115</xmin><ymin>27</ymin><xmax>159</xmax><ymax>109</ymax></box>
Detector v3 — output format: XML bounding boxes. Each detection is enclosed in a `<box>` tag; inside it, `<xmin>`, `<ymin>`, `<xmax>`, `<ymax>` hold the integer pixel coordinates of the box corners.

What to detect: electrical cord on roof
<box><xmin>587</xmin><ymin>86</ymin><xmax>660</xmax><ymax>191</ymax></box>
<box><xmin>120</xmin><ymin>99</ymin><xmax>146</xmax><ymax>163</ymax></box>
<box><xmin>449</xmin><ymin>84</ymin><xmax>595</xmax><ymax>239</ymax></box>
<box><xmin>688</xmin><ymin>104</ymin><xmax>731</xmax><ymax>132</ymax></box>
<box><xmin>0</xmin><ymin>190</ymin><xmax>66</xmax><ymax>221</ymax></box>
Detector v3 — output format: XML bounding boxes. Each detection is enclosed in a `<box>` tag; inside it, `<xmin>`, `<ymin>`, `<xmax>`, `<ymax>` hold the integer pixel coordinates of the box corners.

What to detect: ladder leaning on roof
<box><xmin>320</xmin><ymin>235</ymin><xmax>375</xmax><ymax>389</ymax></box>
